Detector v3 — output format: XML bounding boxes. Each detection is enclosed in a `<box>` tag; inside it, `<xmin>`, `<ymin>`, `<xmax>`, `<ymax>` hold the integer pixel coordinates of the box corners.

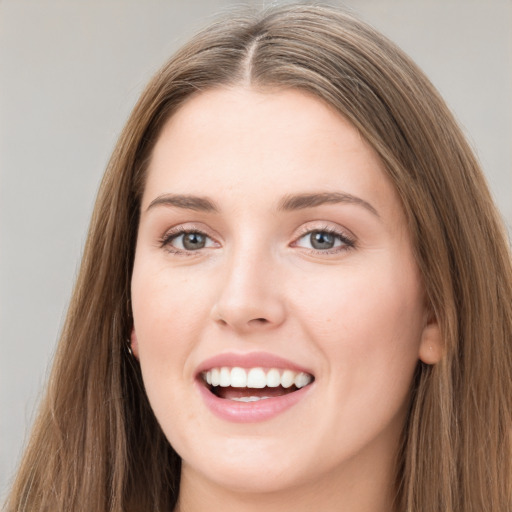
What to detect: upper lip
<box><xmin>195</xmin><ymin>351</ymin><xmax>314</xmax><ymax>377</ymax></box>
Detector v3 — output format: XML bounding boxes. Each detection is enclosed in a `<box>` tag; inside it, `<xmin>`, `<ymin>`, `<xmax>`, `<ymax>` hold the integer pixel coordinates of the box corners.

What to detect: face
<box><xmin>131</xmin><ymin>87</ymin><xmax>441</xmax><ymax>496</ymax></box>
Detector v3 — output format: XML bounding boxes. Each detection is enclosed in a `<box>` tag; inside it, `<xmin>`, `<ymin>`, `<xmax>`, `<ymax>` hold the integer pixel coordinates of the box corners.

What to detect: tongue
<box><xmin>216</xmin><ymin>386</ymin><xmax>296</xmax><ymax>400</ymax></box>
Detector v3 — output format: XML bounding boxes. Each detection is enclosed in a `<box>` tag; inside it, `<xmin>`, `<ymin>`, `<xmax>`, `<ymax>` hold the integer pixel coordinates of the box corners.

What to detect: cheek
<box><xmin>130</xmin><ymin>257</ymin><xmax>208</xmax><ymax>385</ymax></box>
<box><xmin>132</xmin><ymin>255</ymin><xmax>207</xmax><ymax>332</ymax></box>
<box><xmin>291</xmin><ymin>260</ymin><xmax>424</xmax><ymax>455</ymax></box>
<box><xmin>130</xmin><ymin>262</ymin><xmax>209</xmax><ymax>432</ymax></box>
<box><xmin>293</xmin><ymin>257</ymin><xmax>424</xmax><ymax>387</ymax></box>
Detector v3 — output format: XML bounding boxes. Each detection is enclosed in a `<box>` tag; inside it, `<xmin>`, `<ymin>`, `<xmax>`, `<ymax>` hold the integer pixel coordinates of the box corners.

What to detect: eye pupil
<box><xmin>183</xmin><ymin>232</ymin><xmax>206</xmax><ymax>250</ymax></box>
<box><xmin>310</xmin><ymin>231</ymin><xmax>335</xmax><ymax>250</ymax></box>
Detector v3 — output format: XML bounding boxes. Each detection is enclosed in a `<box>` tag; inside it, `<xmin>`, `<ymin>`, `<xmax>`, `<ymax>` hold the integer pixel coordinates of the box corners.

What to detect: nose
<box><xmin>210</xmin><ymin>249</ymin><xmax>286</xmax><ymax>333</ymax></box>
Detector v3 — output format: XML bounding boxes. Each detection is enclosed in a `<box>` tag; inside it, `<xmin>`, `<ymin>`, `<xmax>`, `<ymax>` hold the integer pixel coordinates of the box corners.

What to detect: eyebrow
<box><xmin>278</xmin><ymin>192</ymin><xmax>379</xmax><ymax>217</ymax></box>
<box><xmin>145</xmin><ymin>191</ymin><xmax>379</xmax><ymax>217</ymax></box>
<box><xmin>146</xmin><ymin>194</ymin><xmax>219</xmax><ymax>212</ymax></box>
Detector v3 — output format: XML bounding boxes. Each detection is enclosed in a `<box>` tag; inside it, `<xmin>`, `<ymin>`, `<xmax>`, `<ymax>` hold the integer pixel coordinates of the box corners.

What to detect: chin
<box><xmin>185</xmin><ymin>456</ymin><xmax>309</xmax><ymax>495</ymax></box>
<box><xmin>176</xmin><ymin>432</ymin><xmax>318</xmax><ymax>494</ymax></box>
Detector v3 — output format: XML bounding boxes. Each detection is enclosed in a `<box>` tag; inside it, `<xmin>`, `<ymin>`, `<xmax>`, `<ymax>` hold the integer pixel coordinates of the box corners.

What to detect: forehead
<box><xmin>142</xmin><ymin>86</ymin><xmax>401</xmax><ymax>220</ymax></box>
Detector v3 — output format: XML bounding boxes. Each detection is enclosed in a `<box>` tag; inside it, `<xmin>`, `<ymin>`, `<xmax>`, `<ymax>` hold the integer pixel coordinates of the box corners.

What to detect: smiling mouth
<box><xmin>201</xmin><ymin>367</ymin><xmax>314</xmax><ymax>402</ymax></box>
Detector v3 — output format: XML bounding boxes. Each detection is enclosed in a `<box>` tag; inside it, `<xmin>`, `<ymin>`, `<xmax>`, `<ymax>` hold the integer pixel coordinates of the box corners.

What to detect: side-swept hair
<box><xmin>6</xmin><ymin>4</ymin><xmax>511</xmax><ymax>511</ymax></box>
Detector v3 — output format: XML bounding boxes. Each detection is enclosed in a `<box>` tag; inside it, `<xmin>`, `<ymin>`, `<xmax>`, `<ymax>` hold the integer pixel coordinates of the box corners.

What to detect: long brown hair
<box><xmin>5</xmin><ymin>4</ymin><xmax>511</xmax><ymax>511</ymax></box>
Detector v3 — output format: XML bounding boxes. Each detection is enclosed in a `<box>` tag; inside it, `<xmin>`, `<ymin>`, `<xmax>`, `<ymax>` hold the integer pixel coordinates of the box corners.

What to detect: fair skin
<box><xmin>131</xmin><ymin>87</ymin><xmax>442</xmax><ymax>512</ymax></box>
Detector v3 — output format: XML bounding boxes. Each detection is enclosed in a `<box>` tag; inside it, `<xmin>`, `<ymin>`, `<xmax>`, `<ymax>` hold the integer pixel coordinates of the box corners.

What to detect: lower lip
<box><xmin>196</xmin><ymin>380</ymin><xmax>312</xmax><ymax>423</ymax></box>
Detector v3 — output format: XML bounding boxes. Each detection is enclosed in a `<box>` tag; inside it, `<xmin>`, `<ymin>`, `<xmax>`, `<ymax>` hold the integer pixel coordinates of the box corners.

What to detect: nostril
<box><xmin>251</xmin><ymin>318</ymin><xmax>269</xmax><ymax>325</ymax></box>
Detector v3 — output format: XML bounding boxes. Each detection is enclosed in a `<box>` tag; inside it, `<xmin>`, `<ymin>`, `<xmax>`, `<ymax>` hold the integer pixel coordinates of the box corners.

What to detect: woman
<box><xmin>5</xmin><ymin>4</ymin><xmax>511</xmax><ymax>511</ymax></box>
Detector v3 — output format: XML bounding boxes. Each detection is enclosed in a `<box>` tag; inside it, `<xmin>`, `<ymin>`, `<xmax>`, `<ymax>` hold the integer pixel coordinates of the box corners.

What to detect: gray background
<box><xmin>1</xmin><ymin>0</ymin><xmax>511</xmax><ymax>500</ymax></box>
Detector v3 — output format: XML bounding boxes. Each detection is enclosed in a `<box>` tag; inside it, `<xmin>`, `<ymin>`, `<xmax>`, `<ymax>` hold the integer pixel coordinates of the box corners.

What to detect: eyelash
<box><xmin>158</xmin><ymin>225</ymin><xmax>215</xmax><ymax>256</ymax></box>
<box><xmin>158</xmin><ymin>225</ymin><xmax>356</xmax><ymax>256</ymax></box>
<box><xmin>293</xmin><ymin>225</ymin><xmax>356</xmax><ymax>255</ymax></box>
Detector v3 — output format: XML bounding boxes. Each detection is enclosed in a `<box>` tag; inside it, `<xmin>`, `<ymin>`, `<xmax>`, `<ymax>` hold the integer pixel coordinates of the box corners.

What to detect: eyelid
<box><xmin>294</xmin><ymin>221</ymin><xmax>353</xmax><ymax>237</ymax></box>
<box><xmin>157</xmin><ymin>221</ymin><xmax>356</xmax><ymax>256</ymax></box>
<box><xmin>159</xmin><ymin>223</ymin><xmax>221</xmax><ymax>254</ymax></box>
<box><xmin>291</xmin><ymin>222</ymin><xmax>356</xmax><ymax>254</ymax></box>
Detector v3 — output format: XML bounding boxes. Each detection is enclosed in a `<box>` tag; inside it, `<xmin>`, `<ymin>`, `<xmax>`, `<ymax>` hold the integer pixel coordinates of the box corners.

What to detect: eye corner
<box><xmin>291</xmin><ymin>224</ymin><xmax>356</xmax><ymax>255</ymax></box>
<box><xmin>158</xmin><ymin>223</ymin><xmax>221</xmax><ymax>255</ymax></box>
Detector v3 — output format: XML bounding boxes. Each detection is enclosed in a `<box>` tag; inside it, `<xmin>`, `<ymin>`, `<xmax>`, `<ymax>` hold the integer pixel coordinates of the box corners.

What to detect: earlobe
<box><xmin>418</xmin><ymin>317</ymin><xmax>443</xmax><ymax>365</ymax></box>
<box><xmin>130</xmin><ymin>328</ymin><xmax>140</xmax><ymax>360</ymax></box>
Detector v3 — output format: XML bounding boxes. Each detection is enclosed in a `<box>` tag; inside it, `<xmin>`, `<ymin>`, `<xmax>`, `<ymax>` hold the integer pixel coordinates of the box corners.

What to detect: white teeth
<box><xmin>211</xmin><ymin>368</ymin><xmax>220</xmax><ymax>386</ymax></box>
<box><xmin>230</xmin><ymin>367</ymin><xmax>247</xmax><ymax>388</ymax></box>
<box><xmin>247</xmin><ymin>368</ymin><xmax>267</xmax><ymax>388</ymax></box>
<box><xmin>266</xmin><ymin>368</ymin><xmax>281</xmax><ymax>388</ymax></box>
<box><xmin>219</xmin><ymin>367</ymin><xmax>230</xmax><ymax>387</ymax></box>
<box><xmin>231</xmin><ymin>396</ymin><xmax>271</xmax><ymax>402</ymax></box>
<box><xmin>202</xmin><ymin>367</ymin><xmax>313</xmax><ymax>389</ymax></box>
<box><xmin>294</xmin><ymin>372</ymin><xmax>311</xmax><ymax>388</ymax></box>
<box><xmin>281</xmin><ymin>369</ymin><xmax>295</xmax><ymax>388</ymax></box>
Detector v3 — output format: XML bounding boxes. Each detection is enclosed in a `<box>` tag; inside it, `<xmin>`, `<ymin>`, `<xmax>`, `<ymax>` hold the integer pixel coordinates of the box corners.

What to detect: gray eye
<box><xmin>309</xmin><ymin>231</ymin><xmax>336</xmax><ymax>250</ymax></box>
<box><xmin>181</xmin><ymin>232</ymin><xmax>207</xmax><ymax>250</ymax></box>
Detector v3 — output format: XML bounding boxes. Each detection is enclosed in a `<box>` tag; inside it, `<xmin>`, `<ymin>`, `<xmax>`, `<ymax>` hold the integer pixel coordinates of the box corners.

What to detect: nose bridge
<box><xmin>211</xmin><ymin>234</ymin><xmax>285</xmax><ymax>331</ymax></box>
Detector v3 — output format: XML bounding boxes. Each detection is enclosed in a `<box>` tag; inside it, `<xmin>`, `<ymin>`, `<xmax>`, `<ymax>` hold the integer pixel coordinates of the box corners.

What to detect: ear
<box><xmin>130</xmin><ymin>328</ymin><xmax>140</xmax><ymax>360</ymax></box>
<box><xmin>418</xmin><ymin>310</ymin><xmax>443</xmax><ymax>364</ymax></box>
